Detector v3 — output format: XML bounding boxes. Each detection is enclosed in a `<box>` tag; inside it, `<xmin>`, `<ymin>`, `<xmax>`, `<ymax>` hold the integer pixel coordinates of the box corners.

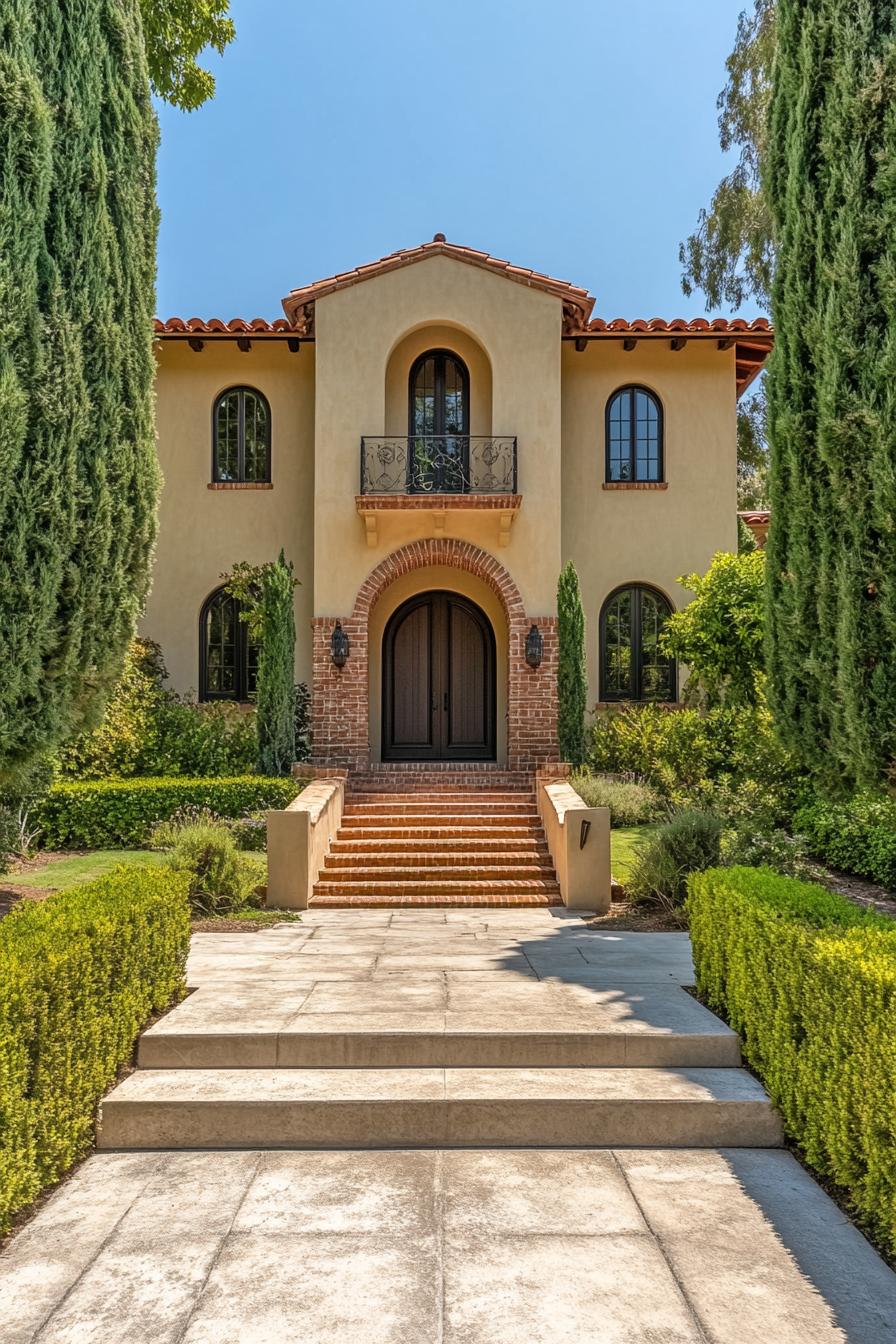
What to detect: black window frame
<box><xmin>199</xmin><ymin>586</ymin><xmax>259</xmax><ymax>702</ymax></box>
<box><xmin>211</xmin><ymin>385</ymin><xmax>272</xmax><ymax>484</ymax></box>
<box><xmin>407</xmin><ymin>349</ymin><xmax>471</xmax><ymax>438</ymax></box>
<box><xmin>604</xmin><ymin>385</ymin><xmax>664</xmax><ymax>483</ymax></box>
<box><xmin>599</xmin><ymin>583</ymin><xmax>677</xmax><ymax>703</ymax></box>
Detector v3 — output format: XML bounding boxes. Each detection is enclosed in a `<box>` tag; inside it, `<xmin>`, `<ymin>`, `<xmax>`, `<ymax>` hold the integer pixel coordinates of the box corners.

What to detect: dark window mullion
<box><xmin>631</xmin><ymin>588</ymin><xmax>640</xmax><ymax>700</ymax></box>
<box><xmin>237</xmin><ymin>391</ymin><xmax>246</xmax><ymax>483</ymax></box>
<box><xmin>629</xmin><ymin>389</ymin><xmax>637</xmax><ymax>483</ymax></box>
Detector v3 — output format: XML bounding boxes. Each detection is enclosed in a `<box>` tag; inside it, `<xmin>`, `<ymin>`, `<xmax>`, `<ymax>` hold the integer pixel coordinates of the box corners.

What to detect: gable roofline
<box><xmin>280</xmin><ymin>235</ymin><xmax>596</xmax><ymax>335</ymax></box>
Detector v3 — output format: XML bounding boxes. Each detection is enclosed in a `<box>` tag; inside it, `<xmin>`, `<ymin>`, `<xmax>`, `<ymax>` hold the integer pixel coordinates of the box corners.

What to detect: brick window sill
<box><xmin>602</xmin><ymin>481</ymin><xmax>668</xmax><ymax>491</ymax></box>
<box><xmin>207</xmin><ymin>482</ymin><xmax>273</xmax><ymax>490</ymax></box>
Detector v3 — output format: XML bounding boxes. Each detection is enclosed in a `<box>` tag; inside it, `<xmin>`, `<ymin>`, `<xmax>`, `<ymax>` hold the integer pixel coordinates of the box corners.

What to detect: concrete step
<box><xmin>98</xmin><ymin>1066</ymin><xmax>781</xmax><ymax>1150</ymax></box>
<box><xmin>138</xmin><ymin>1006</ymin><xmax>742</xmax><ymax>1071</ymax></box>
<box><xmin>317</xmin><ymin>865</ymin><xmax>557</xmax><ymax>884</ymax></box>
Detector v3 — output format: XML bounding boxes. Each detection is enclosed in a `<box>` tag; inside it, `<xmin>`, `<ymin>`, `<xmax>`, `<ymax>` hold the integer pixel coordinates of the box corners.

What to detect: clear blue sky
<box><xmin>156</xmin><ymin>0</ymin><xmax>757</xmax><ymax>324</ymax></box>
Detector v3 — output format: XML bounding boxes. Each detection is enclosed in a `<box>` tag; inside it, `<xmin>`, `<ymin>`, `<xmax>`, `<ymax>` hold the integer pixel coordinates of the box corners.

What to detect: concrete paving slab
<box><xmin>443</xmin><ymin>1231</ymin><xmax>703</xmax><ymax>1342</ymax></box>
<box><xmin>179</xmin><ymin>1230</ymin><xmax>442</xmax><ymax>1344</ymax></box>
<box><xmin>616</xmin><ymin>1148</ymin><xmax>896</xmax><ymax>1343</ymax></box>
<box><xmin>5</xmin><ymin>1148</ymin><xmax>895</xmax><ymax>1343</ymax></box>
<box><xmin>29</xmin><ymin>1152</ymin><xmax>258</xmax><ymax>1344</ymax></box>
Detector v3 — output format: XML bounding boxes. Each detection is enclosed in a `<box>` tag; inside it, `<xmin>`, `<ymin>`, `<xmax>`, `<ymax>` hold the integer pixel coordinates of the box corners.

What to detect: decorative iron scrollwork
<box><xmin>360</xmin><ymin>436</ymin><xmax>517</xmax><ymax>495</ymax></box>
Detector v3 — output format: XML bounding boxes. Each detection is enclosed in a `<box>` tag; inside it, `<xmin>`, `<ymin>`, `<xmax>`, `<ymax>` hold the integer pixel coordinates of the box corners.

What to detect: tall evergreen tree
<box><xmin>226</xmin><ymin>554</ymin><xmax>298</xmax><ymax>777</ymax></box>
<box><xmin>254</xmin><ymin>553</ymin><xmax>297</xmax><ymax>778</ymax></box>
<box><xmin>765</xmin><ymin>0</ymin><xmax>896</xmax><ymax>789</ymax></box>
<box><xmin>0</xmin><ymin>0</ymin><xmax>159</xmax><ymax>780</ymax></box>
<box><xmin>557</xmin><ymin>562</ymin><xmax>587</xmax><ymax>766</ymax></box>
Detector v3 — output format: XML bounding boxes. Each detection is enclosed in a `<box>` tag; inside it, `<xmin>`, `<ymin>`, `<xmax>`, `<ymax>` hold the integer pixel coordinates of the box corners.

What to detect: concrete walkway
<box><xmin>3</xmin><ymin>909</ymin><xmax>896</xmax><ymax>1343</ymax></box>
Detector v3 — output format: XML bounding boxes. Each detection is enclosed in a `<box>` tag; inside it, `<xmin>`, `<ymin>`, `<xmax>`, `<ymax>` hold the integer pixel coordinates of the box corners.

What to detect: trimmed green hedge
<box><xmin>794</xmin><ymin>793</ymin><xmax>896</xmax><ymax>890</ymax></box>
<box><xmin>36</xmin><ymin>775</ymin><xmax>300</xmax><ymax>848</ymax></box>
<box><xmin>687</xmin><ymin>867</ymin><xmax>896</xmax><ymax>1256</ymax></box>
<box><xmin>0</xmin><ymin>866</ymin><xmax>191</xmax><ymax>1233</ymax></box>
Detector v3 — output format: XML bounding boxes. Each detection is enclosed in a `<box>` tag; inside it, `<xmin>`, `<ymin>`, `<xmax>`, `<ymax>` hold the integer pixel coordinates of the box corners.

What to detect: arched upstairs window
<box><xmin>408</xmin><ymin>349</ymin><xmax>470</xmax><ymax>492</ymax></box>
<box><xmin>213</xmin><ymin>387</ymin><xmax>271</xmax><ymax>483</ymax></box>
<box><xmin>199</xmin><ymin>587</ymin><xmax>259</xmax><ymax>701</ymax></box>
<box><xmin>605</xmin><ymin>386</ymin><xmax>663</xmax><ymax>483</ymax></box>
<box><xmin>600</xmin><ymin>585</ymin><xmax>676</xmax><ymax>702</ymax></box>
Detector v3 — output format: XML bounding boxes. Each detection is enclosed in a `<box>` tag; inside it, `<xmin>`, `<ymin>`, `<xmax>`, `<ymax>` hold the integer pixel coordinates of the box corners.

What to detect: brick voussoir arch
<box><xmin>312</xmin><ymin>537</ymin><xmax>558</xmax><ymax>773</ymax></box>
<box><xmin>351</xmin><ymin>538</ymin><xmax>527</xmax><ymax>623</ymax></box>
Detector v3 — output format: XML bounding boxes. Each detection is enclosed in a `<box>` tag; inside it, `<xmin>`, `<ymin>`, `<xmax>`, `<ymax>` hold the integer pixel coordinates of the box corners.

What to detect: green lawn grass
<box><xmin>5</xmin><ymin>850</ymin><xmax>168</xmax><ymax>890</ymax></box>
<box><xmin>610</xmin><ymin>826</ymin><xmax>656</xmax><ymax>881</ymax></box>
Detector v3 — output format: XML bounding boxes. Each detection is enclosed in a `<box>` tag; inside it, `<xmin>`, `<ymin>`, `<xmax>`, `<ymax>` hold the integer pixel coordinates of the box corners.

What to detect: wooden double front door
<box><xmin>382</xmin><ymin>591</ymin><xmax>496</xmax><ymax>761</ymax></box>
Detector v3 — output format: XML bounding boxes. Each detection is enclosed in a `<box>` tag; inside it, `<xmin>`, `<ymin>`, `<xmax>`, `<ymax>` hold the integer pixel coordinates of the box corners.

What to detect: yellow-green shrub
<box><xmin>0</xmin><ymin>867</ymin><xmax>191</xmax><ymax>1233</ymax></box>
<box><xmin>36</xmin><ymin>775</ymin><xmax>299</xmax><ymax>848</ymax></box>
<box><xmin>687</xmin><ymin>867</ymin><xmax>896</xmax><ymax>1256</ymax></box>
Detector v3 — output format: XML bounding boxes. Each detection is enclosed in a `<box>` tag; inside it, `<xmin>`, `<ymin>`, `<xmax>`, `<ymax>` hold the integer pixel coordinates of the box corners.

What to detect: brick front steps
<box><xmin>311</xmin><ymin>776</ymin><xmax>563</xmax><ymax>908</ymax></box>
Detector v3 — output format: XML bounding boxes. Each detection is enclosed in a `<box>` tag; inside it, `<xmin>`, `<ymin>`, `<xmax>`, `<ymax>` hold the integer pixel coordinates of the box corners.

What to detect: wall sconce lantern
<box><xmin>331</xmin><ymin>621</ymin><xmax>350</xmax><ymax>668</ymax></box>
<box><xmin>525</xmin><ymin>624</ymin><xmax>543</xmax><ymax>669</ymax></box>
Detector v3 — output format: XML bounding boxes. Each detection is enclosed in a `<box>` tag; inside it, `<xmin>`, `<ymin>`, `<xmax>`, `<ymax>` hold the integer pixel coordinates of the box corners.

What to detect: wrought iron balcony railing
<box><xmin>360</xmin><ymin>435</ymin><xmax>517</xmax><ymax>496</ymax></box>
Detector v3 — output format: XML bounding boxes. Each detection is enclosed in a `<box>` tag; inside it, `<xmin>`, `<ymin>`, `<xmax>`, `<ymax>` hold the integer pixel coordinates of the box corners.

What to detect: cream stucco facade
<box><xmin>146</xmin><ymin>238</ymin><xmax>771</xmax><ymax>771</ymax></box>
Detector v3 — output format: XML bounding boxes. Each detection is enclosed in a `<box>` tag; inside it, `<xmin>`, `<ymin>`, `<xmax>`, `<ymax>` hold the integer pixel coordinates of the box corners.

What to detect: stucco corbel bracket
<box><xmin>360</xmin><ymin>510</ymin><xmax>378</xmax><ymax>548</ymax></box>
<box><xmin>498</xmin><ymin>509</ymin><xmax>516</xmax><ymax>547</ymax></box>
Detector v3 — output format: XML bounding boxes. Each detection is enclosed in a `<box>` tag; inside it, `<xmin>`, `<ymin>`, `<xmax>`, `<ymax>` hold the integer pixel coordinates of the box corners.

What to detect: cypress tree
<box><xmin>765</xmin><ymin>0</ymin><xmax>896</xmax><ymax>790</ymax></box>
<box><xmin>557</xmin><ymin>562</ymin><xmax>587</xmax><ymax>766</ymax></box>
<box><xmin>255</xmin><ymin>552</ymin><xmax>297</xmax><ymax>777</ymax></box>
<box><xmin>0</xmin><ymin>0</ymin><xmax>159</xmax><ymax>780</ymax></box>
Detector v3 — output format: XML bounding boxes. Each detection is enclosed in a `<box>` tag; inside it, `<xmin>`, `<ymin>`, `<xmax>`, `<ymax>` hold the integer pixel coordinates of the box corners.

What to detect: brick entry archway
<box><xmin>311</xmin><ymin>539</ymin><xmax>558</xmax><ymax>774</ymax></box>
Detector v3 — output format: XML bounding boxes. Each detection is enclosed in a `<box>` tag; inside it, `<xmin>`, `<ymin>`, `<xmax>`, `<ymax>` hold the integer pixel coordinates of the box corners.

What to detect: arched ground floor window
<box><xmin>200</xmin><ymin>587</ymin><xmax>259</xmax><ymax>701</ymax></box>
<box><xmin>600</xmin><ymin>584</ymin><xmax>676</xmax><ymax>702</ymax></box>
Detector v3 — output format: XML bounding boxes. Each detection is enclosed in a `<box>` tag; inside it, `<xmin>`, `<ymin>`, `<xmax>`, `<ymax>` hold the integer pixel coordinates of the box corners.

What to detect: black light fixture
<box><xmin>331</xmin><ymin>621</ymin><xmax>350</xmax><ymax>667</ymax></box>
<box><xmin>525</xmin><ymin>624</ymin><xmax>543</xmax><ymax>669</ymax></box>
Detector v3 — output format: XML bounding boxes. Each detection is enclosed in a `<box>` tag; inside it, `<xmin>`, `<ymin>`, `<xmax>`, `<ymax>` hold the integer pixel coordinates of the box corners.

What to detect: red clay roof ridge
<box><xmin>280</xmin><ymin>237</ymin><xmax>596</xmax><ymax>327</ymax></box>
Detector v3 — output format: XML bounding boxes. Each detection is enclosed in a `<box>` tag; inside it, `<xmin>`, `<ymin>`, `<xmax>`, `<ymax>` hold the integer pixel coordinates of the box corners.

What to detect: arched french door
<box><xmin>408</xmin><ymin>349</ymin><xmax>470</xmax><ymax>492</ymax></box>
<box><xmin>382</xmin><ymin>591</ymin><xmax>496</xmax><ymax>761</ymax></box>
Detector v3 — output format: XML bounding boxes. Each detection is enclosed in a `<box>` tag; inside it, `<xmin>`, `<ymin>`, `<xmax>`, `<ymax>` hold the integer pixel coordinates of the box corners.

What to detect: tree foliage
<box><xmin>227</xmin><ymin>554</ymin><xmax>298</xmax><ymax>776</ymax></box>
<box><xmin>557</xmin><ymin>562</ymin><xmax>587</xmax><ymax>766</ymax></box>
<box><xmin>664</xmin><ymin>551</ymin><xmax>766</xmax><ymax>707</ymax></box>
<box><xmin>765</xmin><ymin>0</ymin><xmax>896</xmax><ymax>791</ymax></box>
<box><xmin>680</xmin><ymin>0</ymin><xmax>776</xmax><ymax>310</ymax></box>
<box><xmin>140</xmin><ymin>0</ymin><xmax>235</xmax><ymax>111</ymax></box>
<box><xmin>681</xmin><ymin>2</ymin><xmax>777</xmax><ymax>507</ymax></box>
<box><xmin>0</xmin><ymin>0</ymin><xmax>159</xmax><ymax>782</ymax></box>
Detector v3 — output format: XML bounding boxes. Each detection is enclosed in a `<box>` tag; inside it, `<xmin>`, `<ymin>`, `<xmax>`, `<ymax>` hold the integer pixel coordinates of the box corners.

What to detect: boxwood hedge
<box><xmin>0</xmin><ymin>866</ymin><xmax>191</xmax><ymax>1233</ymax></box>
<box><xmin>687</xmin><ymin>866</ymin><xmax>896</xmax><ymax>1256</ymax></box>
<box><xmin>36</xmin><ymin>775</ymin><xmax>300</xmax><ymax>849</ymax></box>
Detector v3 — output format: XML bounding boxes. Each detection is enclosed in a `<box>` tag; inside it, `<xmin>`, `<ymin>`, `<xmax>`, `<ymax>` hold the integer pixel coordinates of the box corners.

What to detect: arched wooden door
<box><xmin>382</xmin><ymin>591</ymin><xmax>496</xmax><ymax>761</ymax></box>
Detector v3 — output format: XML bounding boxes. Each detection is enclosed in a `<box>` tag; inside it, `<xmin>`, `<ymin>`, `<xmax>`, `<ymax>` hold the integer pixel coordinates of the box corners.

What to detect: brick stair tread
<box><xmin>317</xmin><ymin>868</ymin><xmax>557</xmax><ymax>883</ymax></box>
<box><xmin>329</xmin><ymin>837</ymin><xmax>549</xmax><ymax>849</ymax></box>
<box><xmin>309</xmin><ymin>893</ymin><xmax>560</xmax><ymax>908</ymax></box>
<box><xmin>341</xmin><ymin>817</ymin><xmax>542</xmax><ymax>827</ymax></box>
<box><xmin>324</xmin><ymin>852</ymin><xmax>551</xmax><ymax>867</ymax></box>
<box><xmin>312</xmin><ymin>879</ymin><xmax>561</xmax><ymax>894</ymax></box>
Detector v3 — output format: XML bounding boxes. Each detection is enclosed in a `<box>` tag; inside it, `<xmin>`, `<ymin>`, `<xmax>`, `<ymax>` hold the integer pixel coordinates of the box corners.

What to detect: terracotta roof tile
<box><xmin>281</xmin><ymin>237</ymin><xmax>595</xmax><ymax>328</ymax></box>
<box><xmin>153</xmin><ymin>316</ymin><xmax>294</xmax><ymax>335</ymax></box>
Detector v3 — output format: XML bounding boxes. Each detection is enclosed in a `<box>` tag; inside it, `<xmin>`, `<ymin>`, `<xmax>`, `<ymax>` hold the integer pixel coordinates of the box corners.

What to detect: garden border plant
<box><xmin>37</xmin><ymin>776</ymin><xmax>299</xmax><ymax>849</ymax></box>
<box><xmin>0</xmin><ymin>866</ymin><xmax>191</xmax><ymax>1234</ymax></box>
<box><xmin>688</xmin><ymin>865</ymin><xmax>896</xmax><ymax>1261</ymax></box>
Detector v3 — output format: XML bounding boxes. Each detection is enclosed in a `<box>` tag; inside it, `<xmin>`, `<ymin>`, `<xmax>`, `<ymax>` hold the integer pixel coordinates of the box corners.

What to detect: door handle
<box><xmin>443</xmin><ymin>691</ymin><xmax>449</xmax><ymax>712</ymax></box>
